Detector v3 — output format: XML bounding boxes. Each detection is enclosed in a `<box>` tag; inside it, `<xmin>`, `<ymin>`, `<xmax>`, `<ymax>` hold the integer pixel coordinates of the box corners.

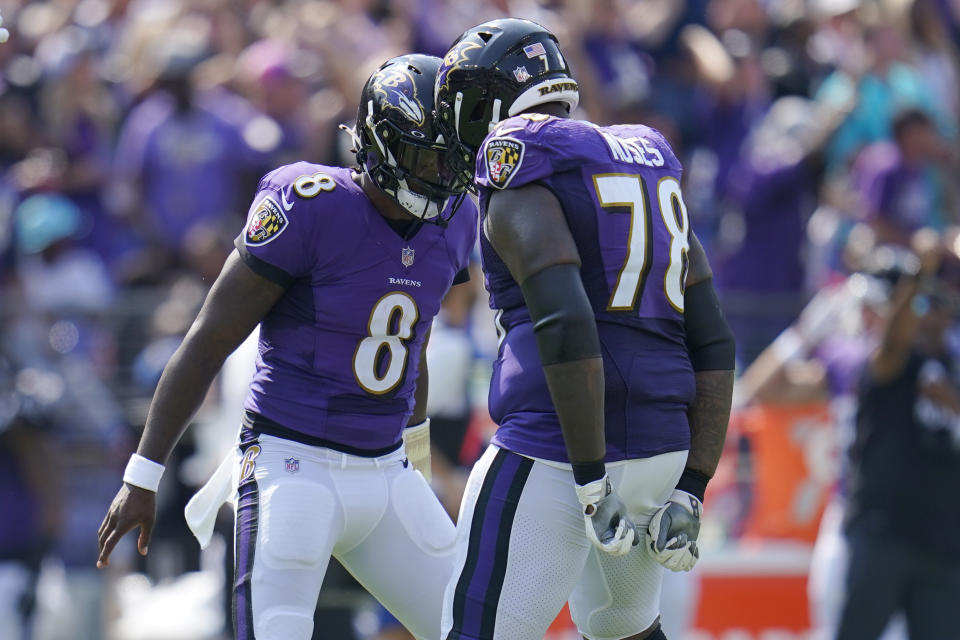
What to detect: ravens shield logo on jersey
<box><xmin>485</xmin><ymin>138</ymin><xmax>525</xmax><ymax>189</ymax></box>
<box><xmin>245</xmin><ymin>197</ymin><xmax>288</xmax><ymax>246</ymax></box>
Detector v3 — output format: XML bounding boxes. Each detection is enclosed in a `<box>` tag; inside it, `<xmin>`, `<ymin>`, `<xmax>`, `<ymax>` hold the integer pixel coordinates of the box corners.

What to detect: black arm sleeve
<box><xmin>520</xmin><ymin>264</ymin><xmax>601</xmax><ymax>366</ymax></box>
<box><xmin>684</xmin><ymin>278</ymin><xmax>736</xmax><ymax>371</ymax></box>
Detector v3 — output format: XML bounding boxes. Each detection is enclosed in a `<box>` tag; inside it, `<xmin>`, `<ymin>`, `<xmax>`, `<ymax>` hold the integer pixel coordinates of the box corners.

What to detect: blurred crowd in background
<box><xmin>0</xmin><ymin>0</ymin><xmax>958</xmax><ymax>638</ymax></box>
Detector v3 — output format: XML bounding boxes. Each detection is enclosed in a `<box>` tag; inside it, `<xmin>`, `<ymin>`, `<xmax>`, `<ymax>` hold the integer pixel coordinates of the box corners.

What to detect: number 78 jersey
<box><xmin>476</xmin><ymin>115</ymin><xmax>696</xmax><ymax>463</ymax></box>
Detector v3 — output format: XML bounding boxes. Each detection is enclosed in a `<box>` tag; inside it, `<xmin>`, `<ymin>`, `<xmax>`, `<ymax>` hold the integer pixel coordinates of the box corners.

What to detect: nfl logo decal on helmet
<box><xmin>485</xmin><ymin>138</ymin><xmax>525</xmax><ymax>189</ymax></box>
<box><xmin>245</xmin><ymin>197</ymin><xmax>288</xmax><ymax>246</ymax></box>
<box><xmin>284</xmin><ymin>458</ymin><xmax>299</xmax><ymax>474</ymax></box>
<box><xmin>401</xmin><ymin>246</ymin><xmax>415</xmax><ymax>267</ymax></box>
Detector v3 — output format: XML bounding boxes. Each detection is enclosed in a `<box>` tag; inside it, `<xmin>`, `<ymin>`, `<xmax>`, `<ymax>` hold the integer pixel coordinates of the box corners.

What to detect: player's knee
<box><xmin>256</xmin><ymin>606</ymin><xmax>314</xmax><ymax>640</ymax></box>
<box><xmin>260</xmin><ymin>480</ymin><xmax>336</xmax><ymax>568</ymax></box>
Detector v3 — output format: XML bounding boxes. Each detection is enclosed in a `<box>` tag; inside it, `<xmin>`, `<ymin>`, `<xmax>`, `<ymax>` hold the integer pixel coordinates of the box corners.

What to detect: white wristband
<box><xmin>123</xmin><ymin>453</ymin><xmax>165</xmax><ymax>492</ymax></box>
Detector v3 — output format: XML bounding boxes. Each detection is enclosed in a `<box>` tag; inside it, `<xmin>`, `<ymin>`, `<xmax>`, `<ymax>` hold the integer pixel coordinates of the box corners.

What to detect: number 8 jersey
<box><xmin>477</xmin><ymin>115</ymin><xmax>695</xmax><ymax>463</ymax></box>
<box><xmin>235</xmin><ymin>162</ymin><xmax>477</xmax><ymax>452</ymax></box>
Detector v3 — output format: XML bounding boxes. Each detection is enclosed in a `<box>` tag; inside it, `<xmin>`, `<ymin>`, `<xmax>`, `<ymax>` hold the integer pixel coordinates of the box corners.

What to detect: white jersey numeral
<box><xmin>494</xmin><ymin>308</ymin><xmax>506</xmax><ymax>350</ymax></box>
<box><xmin>657</xmin><ymin>177</ymin><xmax>690</xmax><ymax>311</ymax></box>
<box><xmin>593</xmin><ymin>174</ymin><xmax>651</xmax><ymax>310</ymax></box>
<box><xmin>293</xmin><ymin>172</ymin><xmax>336</xmax><ymax>198</ymax></box>
<box><xmin>353</xmin><ymin>292</ymin><xmax>420</xmax><ymax>395</ymax></box>
<box><xmin>593</xmin><ymin>173</ymin><xmax>690</xmax><ymax>312</ymax></box>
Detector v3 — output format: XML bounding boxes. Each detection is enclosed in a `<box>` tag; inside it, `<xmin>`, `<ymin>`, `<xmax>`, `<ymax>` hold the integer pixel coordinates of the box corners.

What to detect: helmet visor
<box><xmin>395</xmin><ymin>137</ymin><xmax>461</xmax><ymax>195</ymax></box>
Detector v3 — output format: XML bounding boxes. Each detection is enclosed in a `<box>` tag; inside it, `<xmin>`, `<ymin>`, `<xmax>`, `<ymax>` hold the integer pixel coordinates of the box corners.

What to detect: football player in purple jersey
<box><xmin>97</xmin><ymin>54</ymin><xmax>477</xmax><ymax>640</ymax></box>
<box><xmin>433</xmin><ymin>19</ymin><xmax>735</xmax><ymax>640</ymax></box>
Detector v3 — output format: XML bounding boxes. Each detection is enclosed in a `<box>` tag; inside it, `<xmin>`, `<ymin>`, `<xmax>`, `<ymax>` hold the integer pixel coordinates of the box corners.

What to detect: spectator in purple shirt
<box><xmin>854</xmin><ymin>108</ymin><xmax>954</xmax><ymax>247</ymax></box>
<box><xmin>111</xmin><ymin>49</ymin><xmax>268</xmax><ymax>267</ymax></box>
<box><xmin>713</xmin><ymin>96</ymin><xmax>846</xmax><ymax>364</ymax></box>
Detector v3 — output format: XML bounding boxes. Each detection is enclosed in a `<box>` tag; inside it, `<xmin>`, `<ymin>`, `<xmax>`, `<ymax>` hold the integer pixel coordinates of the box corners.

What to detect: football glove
<box><xmin>402</xmin><ymin>418</ymin><xmax>431</xmax><ymax>482</ymax></box>
<box><xmin>575</xmin><ymin>475</ymin><xmax>638</xmax><ymax>556</ymax></box>
<box><xmin>646</xmin><ymin>489</ymin><xmax>702</xmax><ymax>572</ymax></box>
<box><xmin>0</xmin><ymin>10</ymin><xmax>9</xmax><ymax>43</ymax></box>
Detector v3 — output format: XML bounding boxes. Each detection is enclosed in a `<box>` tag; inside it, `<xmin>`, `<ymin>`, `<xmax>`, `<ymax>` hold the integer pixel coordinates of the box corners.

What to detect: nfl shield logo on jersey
<box><xmin>284</xmin><ymin>458</ymin><xmax>299</xmax><ymax>473</ymax></box>
<box><xmin>485</xmin><ymin>138</ymin><xmax>525</xmax><ymax>189</ymax></box>
<box><xmin>401</xmin><ymin>246</ymin><xmax>415</xmax><ymax>267</ymax></box>
<box><xmin>513</xmin><ymin>65</ymin><xmax>531</xmax><ymax>82</ymax></box>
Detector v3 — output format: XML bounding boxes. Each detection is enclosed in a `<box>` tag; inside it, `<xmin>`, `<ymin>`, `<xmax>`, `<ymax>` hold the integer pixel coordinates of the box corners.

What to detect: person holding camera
<box><xmin>836</xmin><ymin>229</ymin><xmax>960</xmax><ymax>640</ymax></box>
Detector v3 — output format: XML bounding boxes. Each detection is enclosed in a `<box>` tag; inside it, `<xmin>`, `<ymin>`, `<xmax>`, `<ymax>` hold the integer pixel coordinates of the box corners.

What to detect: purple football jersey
<box><xmin>476</xmin><ymin>115</ymin><xmax>695</xmax><ymax>462</ymax></box>
<box><xmin>235</xmin><ymin>162</ymin><xmax>477</xmax><ymax>451</ymax></box>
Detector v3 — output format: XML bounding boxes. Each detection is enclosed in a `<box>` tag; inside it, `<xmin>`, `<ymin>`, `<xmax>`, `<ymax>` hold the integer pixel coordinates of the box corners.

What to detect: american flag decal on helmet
<box><xmin>523</xmin><ymin>42</ymin><xmax>546</xmax><ymax>58</ymax></box>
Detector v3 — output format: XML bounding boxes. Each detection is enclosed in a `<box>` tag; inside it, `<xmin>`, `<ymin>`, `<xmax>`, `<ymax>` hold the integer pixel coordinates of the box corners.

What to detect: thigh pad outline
<box><xmin>259</xmin><ymin>479</ymin><xmax>338</xmax><ymax>568</ymax></box>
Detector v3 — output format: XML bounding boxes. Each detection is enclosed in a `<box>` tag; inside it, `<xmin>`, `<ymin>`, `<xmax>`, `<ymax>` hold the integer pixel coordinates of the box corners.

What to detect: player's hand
<box><xmin>575</xmin><ymin>475</ymin><xmax>638</xmax><ymax>556</ymax></box>
<box><xmin>97</xmin><ymin>483</ymin><xmax>157</xmax><ymax>568</ymax></box>
<box><xmin>646</xmin><ymin>489</ymin><xmax>702</xmax><ymax>572</ymax></box>
<box><xmin>0</xmin><ymin>10</ymin><xmax>9</xmax><ymax>43</ymax></box>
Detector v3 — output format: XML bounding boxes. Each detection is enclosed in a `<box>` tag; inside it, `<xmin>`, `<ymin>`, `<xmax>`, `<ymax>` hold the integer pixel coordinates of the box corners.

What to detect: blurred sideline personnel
<box><xmin>433</xmin><ymin>19</ymin><xmax>735</xmax><ymax>640</ymax></box>
<box><xmin>97</xmin><ymin>55</ymin><xmax>477</xmax><ymax>640</ymax></box>
<box><xmin>0</xmin><ymin>393</ymin><xmax>60</xmax><ymax>640</ymax></box>
<box><xmin>0</xmin><ymin>21</ymin><xmax>46</xmax><ymax>640</ymax></box>
<box><xmin>836</xmin><ymin>229</ymin><xmax>960</xmax><ymax>640</ymax></box>
<box><xmin>736</xmin><ymin>243</ymin><xmax>906</xmax><ymax>640</ymax></box>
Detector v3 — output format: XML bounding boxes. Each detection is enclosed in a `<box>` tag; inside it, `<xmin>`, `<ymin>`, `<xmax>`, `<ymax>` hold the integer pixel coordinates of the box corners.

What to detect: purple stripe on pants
<box><xmin>234</xmin><ymin>429</ymin><xmax>260</xmax><ymax>640</ymax></box>
<box><xmin>450</xmin><ymin>449</ymin><xmax>532</xmax><ymax>639</ymax></box>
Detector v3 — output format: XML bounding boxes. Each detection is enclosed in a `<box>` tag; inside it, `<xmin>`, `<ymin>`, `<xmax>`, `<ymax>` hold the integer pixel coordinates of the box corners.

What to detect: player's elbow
<box><xmin>684</xmin><ymin>278</ymin><xmax>736</xmax><ymax>371</ymax></box>
<box><xmin>531</xmin><ymin>305</ymin><xmax>600</xmax><ymax>366</ymax></box>
<box><xmin>521</xmin><ymin>264</ymin><xmax>601</xmax><ymax>366</ymax></box>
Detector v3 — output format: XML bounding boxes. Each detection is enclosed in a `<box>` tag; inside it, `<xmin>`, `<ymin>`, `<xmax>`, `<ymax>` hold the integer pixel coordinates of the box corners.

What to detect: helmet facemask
<box><xmin>354</xmin><ymin>55</ymin><xmax>467</xmax><ymax>226</ymax></box>
<box><xmin>361</xmin><ymin>109</ymin><xmax>463</xmax><ymax>222</ymax></box>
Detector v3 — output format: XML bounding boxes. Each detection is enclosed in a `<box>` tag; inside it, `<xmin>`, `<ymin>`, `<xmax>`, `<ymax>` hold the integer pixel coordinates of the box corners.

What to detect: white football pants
<box><xmin>233</xmin><ymin>431</ymin><xmax>456</xmax><ymax>640</ymax></box>
<box><xmin>441</xmin><ymin>445</ymin><xmax>687</xmax><ymax>640</ymax></box>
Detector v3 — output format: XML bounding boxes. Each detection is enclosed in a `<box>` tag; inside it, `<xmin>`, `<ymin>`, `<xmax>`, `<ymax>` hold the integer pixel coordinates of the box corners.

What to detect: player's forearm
<box><xmin>681</xmin><ymin>273</ymin><xmax>735</xmax><ymax>481</ymax></box>
<box><xmin>521</xmin><ymin>265</ymin><xmax>607</xmax><ymax>465</ymax></box>
<box><xmin>136</xmin><ymin>333</ymin><xmax>231</xmax><ymax>465</ymax></box>
<box><xmin>409</xmin><ymin>328</ymin><xmax>431</xmax><ymax>426</ymax></box>
<box><xmin>685</xmin><ymin>369</ymin><xmax>734</xmax><ymax>478</ymax></box>
<box><xmin>133</xmin><ymin>252</ymin><xmax>285</xmax><ymax>465</ymax></box>
<box><xmin>410</xmin><ymin>362</ymin><xmax>429</xmax><ymax>425</ymax></box>
<box><xmin>542</xmin><ymin>357</ymin><xmax>607</xmax><ymax>463</ymax></box>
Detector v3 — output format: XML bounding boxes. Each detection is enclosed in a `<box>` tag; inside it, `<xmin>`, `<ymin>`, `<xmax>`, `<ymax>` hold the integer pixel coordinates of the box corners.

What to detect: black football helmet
<box><xmin>353</xmin><ymin>54</ymin><xmax>464</xmax><ymax>223</ymax></box>
<box><xmin>433</xmin><ymin>19</ymin><xmax>579</xmax><ymax>190</ymax></box>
